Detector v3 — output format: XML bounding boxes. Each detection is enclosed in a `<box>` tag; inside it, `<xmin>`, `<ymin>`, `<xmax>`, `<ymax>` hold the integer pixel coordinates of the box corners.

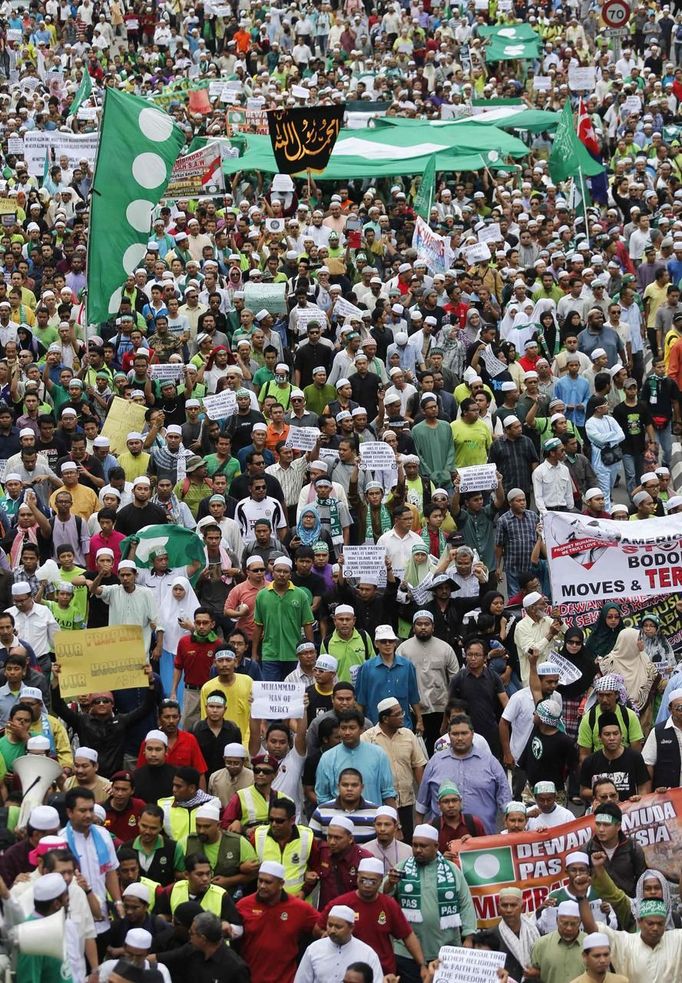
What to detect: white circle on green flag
<box><xmin>122</xmin><ymin>242</ymin><xmax>148</xmax><ymax>274</ymax></box>
<box><xmin>108</xmin><ymin>287</ymin><xmax>123</xmax><ymax>315</ymax></box>
<box><xmin>503</xmin><ymin>45</ymin><xmax>526</xmax><ymax>55</ymax></box>
<box><xmin>488</xmin><ymin>150</ymin><xmax>499</xmax><ymax>163</ymax></box>
<box><xmin>473</xmin><ymin>853</ymin><xmax>501</xmax><ymax>880</ymax></box>
<box><xmin>138</xmin><ymin>107</ymin><xmax>174</xmax><ymax>142</ymax></box>
<box><xmin>126</xmin><ymin>199</ymin><xmax>155</xmax><ymax>233</ymax></box>
<box><xmin>132</xmin><ymin>153</ymin><xmax>167</xmax><ymax>189</ymax></box>
<box><xmin>498</xmin><ymin>28</ymin><xmax>517</xmax><ymax>37</ymax></box>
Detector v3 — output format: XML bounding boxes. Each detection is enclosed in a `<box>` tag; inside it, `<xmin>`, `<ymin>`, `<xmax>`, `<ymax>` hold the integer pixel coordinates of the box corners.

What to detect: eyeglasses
<box><xmin>254</xmin><ymin>767</ymin><xmax>275</xmax><ymax>775</ymax></box>
<box><xmin>249</xmin><ymin>567</ymin><xmax>265</xmax><ymax>573</ymax></box>
<box><xmin>269</xmin><ymin>815</ymin><xmax>288</xmax><ymax>824</ymax></box>
<box><xmin>565</xmin><ymin>639</ymin><xmax>582</xmax><ymax>645</ymax></box>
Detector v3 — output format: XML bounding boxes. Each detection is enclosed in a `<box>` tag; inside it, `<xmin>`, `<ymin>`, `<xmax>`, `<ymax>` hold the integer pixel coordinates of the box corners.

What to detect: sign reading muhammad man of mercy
<box><xmin>55</xmin><ymin>625</ymin><xmax>148</xmax><ymax>697</ymax></box>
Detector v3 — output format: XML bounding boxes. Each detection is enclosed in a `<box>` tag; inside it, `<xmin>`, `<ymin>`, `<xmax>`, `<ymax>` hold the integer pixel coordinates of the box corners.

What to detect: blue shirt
<box><xmin>354</xmin><ymin>655</ymin><xmax>421</xmax><ymax>727</ymax></box>
<box><xmin>0</xmin><ymin>682</ymin><xmax>22</xmax><ymax>728</ymax></box>
<box><xmin>553</xmin><ymin>374</ymin><xmax>591</xmax><ymax>428</ymax></box>
<box><xmin>416</xmin><ymin>745</ymin><xmax>511</xmax><ymax>834</ymax></box>
<box><xmin>315</xmin><ymin>741</ymin><xmax>396</xmax><ymax>806</ymax></box>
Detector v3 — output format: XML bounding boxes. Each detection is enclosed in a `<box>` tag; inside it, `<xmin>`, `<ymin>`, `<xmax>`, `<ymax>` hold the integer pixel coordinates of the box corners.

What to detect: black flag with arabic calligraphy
<box><xmin>268</xmin><ymin>105</ymin><xmax>345</xmax><ymax>175</ymax></box>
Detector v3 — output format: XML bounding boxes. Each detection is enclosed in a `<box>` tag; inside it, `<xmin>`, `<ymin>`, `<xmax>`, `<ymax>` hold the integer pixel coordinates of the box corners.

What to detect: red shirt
<box><xmin>317</xmin><ymin>891</ymin><xmax>412</xmax><ymax>974</ymax></box>
<box><xmin>317</xmin><ymin>841</ymin><xmax>371</xmax><ymax>910</ymax></box>
<box><xmin>236</xmin><ymin>893</ymin><xmax>319</xmax><ymax>983</ymax></box>
<box><xmin>434</xmin><ymin>814</ymin><xmax>486</xmax><ymax>854</ymax></box>
<box><xmin>104</xmin><ymin>796</ymin><xmax>147</xmax><ymax>842</ymax></box>
<box><xmin>174</xmin><ymin>635</ymin><xmax>218</xmax><ymax>687</ymax></box>
<box><xmin>136</xmin><ymin>729</ymin><xmax>207</xmax><ymax>772</ymax></box>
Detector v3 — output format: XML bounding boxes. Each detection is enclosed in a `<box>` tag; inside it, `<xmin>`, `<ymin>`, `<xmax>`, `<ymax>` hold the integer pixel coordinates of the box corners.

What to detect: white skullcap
<box><xmin>328</xmin><ymin>815</ymin><xmax>355</xmax><ymax>833</ymax></box>
<box><xmin>584</xmin><ymin>487</ymin><xmax>603</xmax><ymax>501</ymax></box>
<box><xmin>11</xmin><ymin>581</ymin><xmax>31</xmax><ymax>596</ymax></box>
<box><xmin>334</xmin><ymin>604</ymin><xmax>355</xmax><ymax>616</ymax></box>
<box><xmin>224</xmin><ymin>743</ymin><xmax>246</xmax><ymax>757</ymax></box>
<box><xmin>29</xmin><ymin>806</ymin><xmax>60</xmax><ymax>831</ymax></box>
<box><xmin>259</xmin><ymin>861</ymin><xmax>285</xmax><ymax>879</ymax></box>
<box><xmin>118</xmin><ymin>560</ymin><xmax>138</xmax><ymax>571</ymax></box>
<box><xmin>123</xmin><ymin>883</ymin><xmax>151</xmax><ymax>904</ymax></box>
<box><xmin>96</xmin><ymin>548</ymin><xmax>115</xmax><ymax>559</ymax></box>
<box><xmin>358</xmin><ymin>858</ymin><xmax>385</xmax><ymax>875</ymax></box>
<box><xmin>640</xmin><ymin>471</ymin><xmax>658</xmax><ymax>483</ymax></box>
<box><xmin>272</xmin><ymin>556</ymin><xmax>293</xmax><ymax>569</ymax></box>
<box><xmin>145</xmin><ymin>729</ymin><xmax>168</xmax><ymax>746</ymax></box>
<box><xmin>27</xmin><ymin>736</ymin><xmax>51</xmax><ymax>751</ymax></box>
<box><xmin>74</xmin><ymin>746</ymin><xmax>98</xmax><ymax>763</ymax></box>
<box><xmin>565</xmin><ymin>851</ymin><xmax>590</xmax><ymax>867</ymax></box>
<box><xmin>125</xmin><ymin>928</ymin><xmax>153</xmax><ymax>950</ymax></box>
<box><xmin>33</xmin><ymin>872</ymin><xmax>67</xmax><ymax>902</ymax></box>
<box><xmin>195</xmin><ymin>804</ymin><xmax>220</xmax><ymax>821</ymax></box>
<box><xmin>583</xmin><ymin>932</ymin><xmax>610</xmax><ymax>951</ymax></box>
<box><xmin>245</xmin><ymin>555</ymin><xmax>265</xmax><ymax>569</ymax></box>
<box><xmin>19</xmin><ymin>687</ymin><xmax>43</xmax><ymax>703</ymax></box>
<box><xmin>523</xmin><ymin>591</ymin><xmax>543</xmax><ymax>608</ymax></box>
<box><xmin>328</xmin><ymin>905</ymin><xmax>356</xmax><ymax>923</ymax></box>
<box><xmin>377</xmin><ymin>697</ymin><xmax>400</xmax><ymax>714</ymax></box>
<box><xmin>375</xmin><ymin>806</ymin><xmax>398</xmax><ymax>821</ymax></box>
<box><xmin>94</xmin><ymin>804</ymin><xmax>106</xmax><ymax>822</ymax></box>
<box><xmin>557</xmin><ymin>900</ymin><xmax>580</xmax><ymax>917</ymax></box>
<box><xmin>413</xmin><ymin>824</ymin><xmax>439</xmax><ymax>842</ymax></box>
<box><xmin>667</xmin><ymin>688</ymin><xmax>682</xmax><ymax>705</ymax></box>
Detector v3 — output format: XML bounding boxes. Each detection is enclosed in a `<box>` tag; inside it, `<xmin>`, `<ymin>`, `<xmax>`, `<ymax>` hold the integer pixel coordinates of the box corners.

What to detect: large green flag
<box><xmin>68</xmin><ymin>68</ymin><xmax>93</xmax><ymax>116</ymax></box>
<box><xmin>119</xmin><ymin>525</ymin><xmax>206</xmax><ymax>587</ymax></box>
<box><xmin>87</xmin><ymin>88</ymin><xmax>184</xmax><ymax>324</ymax></box>
<box><xmin>413</xmin><ymin>153</ymin><xmax>436</xmax><ymax>220</ymax></box>
<box><xmin>549</xmin><ymin>99</ymin><xmax>604</xmax><ymax>184</ymax></box>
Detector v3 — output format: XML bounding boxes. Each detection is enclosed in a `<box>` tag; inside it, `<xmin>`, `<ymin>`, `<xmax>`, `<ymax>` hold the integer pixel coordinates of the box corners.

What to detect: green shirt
<box><xmin>450</xmin><ymin>419</ymin><xmax>492</xmax><ymax>468</ymax></box>
<box><xmin>0</xmin><ymin>735</ymin><xmax>25</xmax><ymax>770</ymax></box>
<box><xmin>33</xmin><ymin>324</ymin><xmax>59</xmax><ymax>348</ymax></box>
<box><xmin>204</xmin><ymin>453</ymin><xmax>241</xmax><ymax>487</ymax></box>
<box><xmin>254</xmin><ymin>582</ymin><xmax>314</xmax><ymax>663</ymax></box>
<box><xmin>577</xmin><ymin>703</ymin><xmax>644</xmax><ymax>753</ymax></box>
<box><xmin>392</xmin><ymin>857</ymin><xmax>477</xmax><ymax>961</ymax></box>
<box><xmin>252</xmin><ymin>366</ymin><xmax>275</xmax><ymax>390</ymax></box>
<box><xmin>132</xmin><ymin>833</ymin><xmax>186</xmax><ymax>872</ymax></box>
<box><xmin>455</xmin><ymin>504</ymin><xmax>497</xmax><ymax>570</ymax></box>
<box><xmin>412</xmin><ymin>419</ymin><xmax>456</xmax><ymax>485</ymax></box>
<box><xmin>321</xmin><ymin>629</ymin><xmax>375</xmax><ymax>683</ymax></box>
<box><xmin>303</xmin><ymin>382</ymin><xmax>336</xmax><ymax>416</ymax></box>
<box><xmin>531</xmin><ymin>931</ymin><xmax>585</xmax><ymax>983</ymax></box>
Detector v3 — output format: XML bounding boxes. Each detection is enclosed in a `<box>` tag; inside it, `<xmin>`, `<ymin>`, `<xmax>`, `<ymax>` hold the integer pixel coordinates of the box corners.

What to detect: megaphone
<box><xmin>14</xmin><ymin>755</ymin><xmax>63</xmax><ymax>829</ymax></box>
<box><xmin>11</xmin><ymin>909</ymin><xmax>65</xmax><ymax>961</ymax></box>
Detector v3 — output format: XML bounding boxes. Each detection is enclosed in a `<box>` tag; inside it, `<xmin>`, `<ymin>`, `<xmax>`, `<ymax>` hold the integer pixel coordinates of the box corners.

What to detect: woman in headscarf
<box><xmin>585</xmin><ymin>603</ymin><xmax>625</xmax><ymax>660</ymax></box>
<box><xmin>284</xmin><ymin>504</ymin><xmax>334</xmax><ymax>559</ymax></box>
<box><xmin>462</xmin><ymin>308</ymin><xmax>484</xmax><ymax>347</ymax></box>
<box><xmin>598</xmin><ymin>626</ymin><xmax>660</xmax><ymax>733</ymax></box>
<box><xmin>556</xmin><ymin>626</ymin><xmax>597</xmax><ymax>742</ymax></box>
<box><xmin>530</xmin><ymin>298</ymin><xmax>560</xmax><ymax>357</ymax></box>
<box><xmin>634</xmin><ymin>869</ymin><xmax>681</xmax><ymax>929</ymax></box>
<box><xmin>397</xmin><ymin>541</ymin><xmax>438</xmax><ymax>636</ymax></box>
<box><xmin>499</xmin><ymin>302</ymin><xmax>521</xmax><ymax>343</ymax></box>
<box><xmin>157</xmin><ymin>575</ymin><xmax>199</xmax><ymax>700</ymax></box>
<box><xmin>640</xmin><ymin>613</ymin><xmax>677</xmax><ymax>682</ymax></box>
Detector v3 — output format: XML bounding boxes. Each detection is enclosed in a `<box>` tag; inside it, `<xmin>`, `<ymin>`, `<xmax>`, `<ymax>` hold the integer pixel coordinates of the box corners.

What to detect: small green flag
<box><xmin>86</xmin><ymin>88</ymin><xmax>184</xmax><ymax>324</ymax></box>
<box><xmin>549</xmin><ymin>99</ymin><xmax>604</xmax><ymax>185</ymax></box>
<box><xmin>459</xmin><ymin>846</ymin><xmax>516</xmax><ymax>887</ymax></box>
<box><xmin>68</xmin><ymin>68</ymin><xmax>93</xmax><ymax>117</ymax></box>
<box><xmin>119</xmin><ymin>525</ymin><xmax>206</xmax><ymax>587</ymax></box>
<box><xmin>414</xmin><ymin>153</ymin><xmax>436</xmax><ymax>220</ymax></box>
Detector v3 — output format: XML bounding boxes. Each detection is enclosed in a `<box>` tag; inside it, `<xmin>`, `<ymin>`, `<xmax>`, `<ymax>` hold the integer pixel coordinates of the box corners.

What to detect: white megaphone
<box><xmin>13</xmin><ymin>755</ymin><xmax>63</xmax><ymax>829</ymax></box>
<box><xmin>11</xmin><ymin>909</ymin><xmax>65</xmax><ymax>961</ymax></box>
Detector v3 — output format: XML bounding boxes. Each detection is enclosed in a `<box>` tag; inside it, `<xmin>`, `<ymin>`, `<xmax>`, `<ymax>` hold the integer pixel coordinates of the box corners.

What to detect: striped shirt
<box><xmin>309</xmin><ymin>797</ymin><xmax>381</xmax><ymax>844</ymax></box>
<box><xmin>265</xmin><ymin>455</ymin><xmax>309</xmax><ymax>508</ymax></box>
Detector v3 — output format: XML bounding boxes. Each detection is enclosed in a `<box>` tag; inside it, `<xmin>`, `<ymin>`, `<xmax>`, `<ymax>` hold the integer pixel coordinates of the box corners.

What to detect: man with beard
<box><xmin>182</xmin><ymin>803</ymin><xmax>258</xmax><ymax>894</ymax></box>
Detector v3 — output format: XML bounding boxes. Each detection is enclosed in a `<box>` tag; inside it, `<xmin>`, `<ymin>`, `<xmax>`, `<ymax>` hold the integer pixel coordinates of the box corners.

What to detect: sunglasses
<box><xmin>254</xmin><ymin>767</ymin><xmax>274</xmax><ymax>775</ymax></box>
<box><xmin>249</xmin><ymin>567</ymin><xmax>265</xmax><ymax>572</ymax></box>
<box><xmin>92</xmin><ymin>697</ymin><xmax>112</xmax><ymax>705</ymax></box>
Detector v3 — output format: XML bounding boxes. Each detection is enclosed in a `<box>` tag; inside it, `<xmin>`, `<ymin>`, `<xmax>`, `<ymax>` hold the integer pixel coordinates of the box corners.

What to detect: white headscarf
<box><xmin>158</xmin><ymin>576</ymin><xmax>200</xmax><ymax>654</ymax></box>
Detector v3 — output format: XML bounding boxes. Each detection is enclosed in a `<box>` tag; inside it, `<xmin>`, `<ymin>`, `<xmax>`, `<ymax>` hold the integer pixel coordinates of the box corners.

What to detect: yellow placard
<box><xmin>55</xmin><ymin>625</ymin><xmax>148</xmax><ymax>697</ymax></box>
<box><xmin>0</xmin><ymin>199</ymin><xmax>17</xmax><ymax>214</ymax></box>
<box><xmin>100</xmin><ymin>396</ymin><xmax>147</xmax><ymax>455</ymax></box>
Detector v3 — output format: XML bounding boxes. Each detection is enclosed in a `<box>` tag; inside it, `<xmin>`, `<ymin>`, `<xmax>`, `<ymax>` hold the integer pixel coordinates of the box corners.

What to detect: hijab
<box><xmin>640</xmin><ymin>614</ymin><xmax>676</xmax><ymax>677</ymax></box>
<box><xmin>158</xmin><ymin>576</ymin><xmax>200</xmax><ymax>655</ymax></box>
<box><xmin>600</xmin><ymin>626</ymin><xmax>654</xmax><ymax>710</ymax></box>
<box><xmin>296</xmin><ymin>505</ymin><xmax>322</xmax><ymax>546</ymax></box>
<box><xmin>557</xmin><ymin>627</ymin><xmax>596</xmax><ymax>699</ymax></box>
<box><xmin>585</xmin><ymin>602</ymin><xmax>624</xmax><ymax>660</ymax></box>
<box><xmin>403</xmin><ymin>545</ymin><xmax>438</xmax><ymax>588</ymax></box>
<box><xmin>634</xmin><ymin>870</ymin><xmax>675</xmax><ymax>930</ymax></box>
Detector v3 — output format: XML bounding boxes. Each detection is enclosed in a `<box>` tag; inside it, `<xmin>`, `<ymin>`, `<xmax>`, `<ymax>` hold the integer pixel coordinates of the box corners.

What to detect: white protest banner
<box><xmin>202</xmin><ymin>391</ymin><xmax>237</xmax><ymax>420</ymax></box>
<box><xmin>0</xmin><ymin>460</ymin><xmax>7</xmax><ymax>483</ymax></box>
<box><xmin>296</xmin><ymin>307</ymin><xmax>326</xmax><ymax>331</ymax></box>
<box><xmin>251</xmin><ymin>681</ymin><xmax>305</xmax><ymax>719</ymax></box>
<box><xmin>440</xmin><ymin>103</ymin><xmax>473</xmax><ymax>120</ymax></box>
<box><xmin>243</xmin><ymin>281</ymin><xmax>287</xmax><ymax>316</ymax></box>
<box><xmin>285</xmin><ymin>426</ymin><xmax>320</xmax><ymax>451</ymax></box>
<box><xmin>544</xmin><ymin>511</ymin><xmax>682</xmax><ymax>605</ymax></box>
<box><xmin>481</xmin><ymin>344</ymin><xmax>508</xmax><ymax>379</ymax></box>
<box><xmin>150</xmin><ymin>363</ymin><xmax>184</xmax><ymax>383</ymax></box>
<box><xmin>622</xmin><ymin>95</ymin><xmax>642</xmax><ymax>117</ymax></box>
<box><xmin>457</xmin><ymin>464</ymin><xmax>498</xmax><ymax>494</ymax></box>
<box><xmin>166</xmin><ymin>144</ymin><xmax>224</xmax><ymax>197</ymax></box>
<box><xmin>333</xmin><ymin>297</ymin><xmax>364</xmax><ymax>321</ymax></box>
<box><xmin>465</xmin><ymin>241</ymin><xmax>492</xmax><ymax>266</ymax></box>
<box><xmin>434</xmin><ymin>946</ymin><xmax>505</xmax><ymax>983</ymax></box>
<box><xmin>474</xmin><ymin>0</ymin><xmax>489</xmax><ymax>8</ymax></box>
<box><xmin>568</xmin><ymin>66</ymin><xmax>596</xmax><ymax>91</ymax></box>
<box><xmin>546</xmin><ymin>650</ymin><xmax>583</xmax><ymax>685</ymax></box>
<box><xmin>410</xmin><ymin>577</ymin><xmax>434</xmax><ymax>606</ymax></box>
<box><xmin>6</xmin><ymin>29</ymin><xmax>21</xmax><ymax>41</ymax></box>
<box><xmin>533</xmin><ymin>76</ymin><xmax>552</xmax><ymax>91</ymax></box>
<box><xmin>478</xmin><ymin>223</ymin><xmax>501</xmax><ymax>245</ymax></box>
<box><xmin>342</xmin><ymin>545</ymin><xmax>387</xmax><ymax>586</ymax></box>
<box><xmin>7</xmin><ymin>136</ymin><xmax>24</xmax><ymax>156</ymax></box>
<box><xmin>24</xmin><ymin>131</ymin><xmax>99</xmax><ymax>176</ymax></box>
<box><xmin>77</xmin><ymin>107</ymin><xmax>99</xmax><ymax>121</ymax></box>
<box><xmin>359</xmin><ymin>441</ymin><xmax>398</xmax><ymax>470</ymax></box>
<box><xmin>413</xmin><ymin>216</ymin><xmax>453</xmax><ymax>275</ymax></box>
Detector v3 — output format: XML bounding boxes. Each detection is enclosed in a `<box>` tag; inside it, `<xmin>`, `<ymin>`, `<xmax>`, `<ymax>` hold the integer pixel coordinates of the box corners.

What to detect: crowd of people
<box><xmin>1</xmin><ymin>1</ymin><xmax>682</xmax><ymax>983</ymax></box>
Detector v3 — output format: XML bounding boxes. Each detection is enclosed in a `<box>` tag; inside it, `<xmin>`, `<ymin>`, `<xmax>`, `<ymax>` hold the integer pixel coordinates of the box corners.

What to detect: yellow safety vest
<box><xmin>253</xmin><ymin>826</ymin><xmax>314</xmax><ymax>897</ymax></box>
<box><xmin>169</xmin><ymin>880</ymin><xmax>225</xmax><ymax>917</ymax></box>
<box><xmin>159</xmin><ymin>798</ymin><xmax>199</xmax><ymax>841</ymax></box>
<box><xmin>236</xmin><ymin>786</ymin><xmax>294</xmax><ymax>829</ymax></box>
<box><xmin>108</xmin><ymin>876</ymin><xmax>160</xmax><ymax>913</ymax></box>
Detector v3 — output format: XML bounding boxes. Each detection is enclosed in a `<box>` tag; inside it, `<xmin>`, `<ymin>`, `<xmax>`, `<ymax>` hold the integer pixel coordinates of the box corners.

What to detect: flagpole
<box><xmin>578</xmin><ymin>165</ymin><xmax>590</xmax><ymax>250</ymax></box>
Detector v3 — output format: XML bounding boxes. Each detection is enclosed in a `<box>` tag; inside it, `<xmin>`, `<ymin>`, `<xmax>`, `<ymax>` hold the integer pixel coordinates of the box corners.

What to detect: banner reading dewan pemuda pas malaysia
<box><xmin>455</xmin><ymin>790</ymin><xmax>682</xmax><ymax>926</ymax></box>
<box><xmin>543</xmin><ymin>511</ymin><xmax>682</xmax><ymax>605</ymax></box>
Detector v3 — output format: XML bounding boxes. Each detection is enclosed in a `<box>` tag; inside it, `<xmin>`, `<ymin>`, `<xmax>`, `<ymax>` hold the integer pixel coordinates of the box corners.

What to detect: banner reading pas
<box><xmin>543</xmin><ymin>511</ymin><xmax>682</xmax><ymax>604</ymax></box>
<box><xmin>456</xmin><ymin>790</ymin><xmax>682</xmax><ymax>927</ymax></box>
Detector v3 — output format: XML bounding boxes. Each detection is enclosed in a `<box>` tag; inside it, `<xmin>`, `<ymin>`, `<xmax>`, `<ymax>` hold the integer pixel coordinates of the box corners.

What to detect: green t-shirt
<box><xmin>45</xmin><ymin>598</ymin><xmax>85</xmax><ymax>631</ymax></box>
<box><xmin>254</xmin><ymin>583</ymin><xmax>314</xmax><ymax>662</ymax></box>
<box><xmin>204</xmin><ymin>453</ymin><xmax>241</xmax><ymax>487</ymax></box>
<box><xmin>33</xmin><ymin>324</ymin><xmax>59</xmax><ymax>348</ymax></box>
<box><xmin>450</xmin><ymin>419</ymin><xmax>492</xmax><ymax>467</ymax></box>
<box><xmin>252</xmin><ymin>366</ymin><xmax>275</xmax><ymax>390</ymax></box>
<box><xmin>577</xmin><ymin>703</ymin><xmax>644</xmax><ymax>753</ymax></box>
<box><xmin>0</xmin><ymin>736</ymin><xmax>24</xmax><ymax>771</ymax></box>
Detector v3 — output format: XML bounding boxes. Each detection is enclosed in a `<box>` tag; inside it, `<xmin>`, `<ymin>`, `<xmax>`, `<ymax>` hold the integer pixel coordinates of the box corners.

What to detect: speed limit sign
<box><xmin>602</xmin><ymin>0</ymin><xmax>631</xmax><ymax>29</ymax></box>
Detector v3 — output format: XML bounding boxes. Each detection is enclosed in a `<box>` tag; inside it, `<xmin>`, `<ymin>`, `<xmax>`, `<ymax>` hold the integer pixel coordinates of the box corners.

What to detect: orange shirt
<box><xmin>234</xmin><ymin>29</ymin><xmax>251</xmax><ymax>52</ymax></box>
<box><xmin>668</xmin><ymin>338</ymin><xmax>682</xmax><ymax>390</ymax></box>
<box><xmin>265</xmin><ymin>421</ymin><xmax>290</xmax><ymax>456</ymax></box>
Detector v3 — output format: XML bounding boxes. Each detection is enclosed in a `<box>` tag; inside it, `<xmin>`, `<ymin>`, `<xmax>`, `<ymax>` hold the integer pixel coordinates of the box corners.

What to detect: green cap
<box><xmin>437</xmin><ymin>782</ymin><xmax>461</xmax><ymax>800</ymax></box>
<box><xmin>638</xmin><ymin>899</ymin><xmax>668</xmax><ymax>919</ymax></box>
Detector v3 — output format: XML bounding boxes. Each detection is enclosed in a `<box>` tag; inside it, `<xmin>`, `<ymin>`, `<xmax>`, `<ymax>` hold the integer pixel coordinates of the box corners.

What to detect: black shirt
<box><xmin>115</xmin><ymin>502</ymin><xmax>169</xmax><ymax>536</ymax></box>
<box><xmin>133</xmin><ymin>763</ymin><xmax>177</xmax><ymax>803</ymax></box>
<box><xmin>56</xmin><ymin>453</ymin><xmax>105</xmax><ymax>492</ymax></box>
<box><xmin>84</xmin><ymin>571</ymin><xmax>119</xmax><ymax>628</ymax></box>
<box><xmin>157</xmin><ymin>941</ymin><xmax>249</xmax><ymax>983</ymax></box>
<box><xmin>449</xmin><ymin>666</ymin><xmax>504</xmax><ymax>754</ymax></box>
<box><xmin>518</xmin><ymin>727</ymin><xmax>578</xmax><ymax>791</ymax></box>
<box><xmin>192</xmin><ymin>718</ymin><xmax>243</xmax><ymax>777</ymax></box>
<box><xmin>294</xmin><ymin>340</ymin><xmax>333</xmax><ymax>387</ymax></box>
<box><xmin>579</xmin><ymin>747</ymin><xmax>650</xmax><ymax>801</ymax></box>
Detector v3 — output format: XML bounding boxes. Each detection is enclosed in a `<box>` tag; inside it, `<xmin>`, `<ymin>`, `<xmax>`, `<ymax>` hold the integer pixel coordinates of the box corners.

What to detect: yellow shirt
<box><xmin>49</xmin><ymin>482</ymin><xmax>99</xmax><ymax>520</ymax></box>
<box><xmin>117</xmin><ymin>450</ymin><xmax>151</xmax><ymax>482</ymax></box>
<box><xmin>200</xmin><ymin>673</ymin><xmax>252</xmax><ymax>741</ymax></box>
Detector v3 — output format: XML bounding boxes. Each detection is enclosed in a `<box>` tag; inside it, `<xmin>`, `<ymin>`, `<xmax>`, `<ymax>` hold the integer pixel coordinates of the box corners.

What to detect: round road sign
<box><xmin>602</xmin><ymin>0</ymin><xmax>631</xmax><ymax>29</ymax></box>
